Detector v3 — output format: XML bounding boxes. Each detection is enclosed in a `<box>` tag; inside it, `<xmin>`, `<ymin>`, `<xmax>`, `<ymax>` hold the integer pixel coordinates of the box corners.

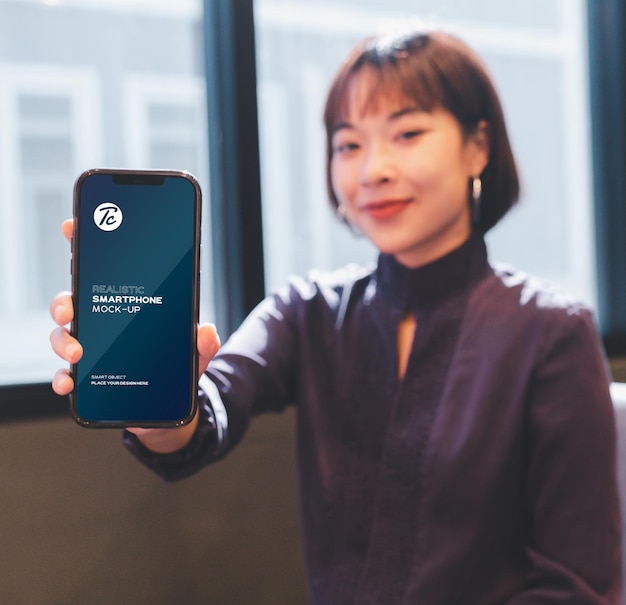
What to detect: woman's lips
<box><xmin>361</xmin><ymin>199</ymin><xmax>412</xmax><ymax>220</ymax></box>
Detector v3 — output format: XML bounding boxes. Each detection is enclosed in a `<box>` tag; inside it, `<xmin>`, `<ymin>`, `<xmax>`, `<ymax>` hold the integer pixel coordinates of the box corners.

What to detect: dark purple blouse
<box><xmin>125</xmin><ymin>233</ymin><xmax>621</xmax><ymax>604</ymax></box>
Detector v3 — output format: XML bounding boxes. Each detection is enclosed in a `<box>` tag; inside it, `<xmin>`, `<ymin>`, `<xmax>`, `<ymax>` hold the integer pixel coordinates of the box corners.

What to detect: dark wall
<box><xmin>0</xmin><ymin>409</ymin><xmax>309</xmax><ymax>605</ymax></box>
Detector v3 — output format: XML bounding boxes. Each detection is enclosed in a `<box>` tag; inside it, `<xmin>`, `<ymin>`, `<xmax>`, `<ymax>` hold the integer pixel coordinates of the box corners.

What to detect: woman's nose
<box><xmin>360</xmin><ymin>143</ymin><xmax>394</xmax><ymax>185</ymax></box>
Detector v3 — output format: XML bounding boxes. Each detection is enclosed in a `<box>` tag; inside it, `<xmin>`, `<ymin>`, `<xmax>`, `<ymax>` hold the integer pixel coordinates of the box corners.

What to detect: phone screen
<box><xmin>71</xmin><ymin>169</ymin><xmax>201</xmax><ymax>427</ymax></box>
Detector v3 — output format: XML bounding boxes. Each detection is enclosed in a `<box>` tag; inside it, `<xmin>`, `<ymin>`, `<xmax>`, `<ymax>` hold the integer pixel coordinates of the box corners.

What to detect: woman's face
<box><xmin>330</xmin><ymin>67</ymin><xmax>489</xmax><ymax>268</ymax></box>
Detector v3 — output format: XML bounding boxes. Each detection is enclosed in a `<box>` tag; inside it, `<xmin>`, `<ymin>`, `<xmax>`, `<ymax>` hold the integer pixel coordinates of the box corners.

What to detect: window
<box><xmin>0</xmin><ymin>0</ymin><xmax>212</xmax><ymax>386</ymax></box>
<box><xmin>0</xmin><ymin>63</ymin><xmax>100</xmax><ymax>383</ymax></box>
<box><xmin>0</xmin><ymin>0</ymin><xmax>624</xmax><ymax>399</ymax></box>
<box><xmin>254</xmin><ymin>0</ymin><xmax>598</xmax><ymax>310</ymax></box>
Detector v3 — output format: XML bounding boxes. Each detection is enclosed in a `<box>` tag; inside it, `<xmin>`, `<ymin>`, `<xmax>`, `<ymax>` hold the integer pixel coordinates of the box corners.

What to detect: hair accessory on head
<box><xmin>472</xmin><ymin>176</ymin><xmax>482</xmax><ymax>224</ymax></box>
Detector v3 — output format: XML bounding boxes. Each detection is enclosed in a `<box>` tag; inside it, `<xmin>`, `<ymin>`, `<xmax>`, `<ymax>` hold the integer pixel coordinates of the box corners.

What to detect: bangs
<box><xmin>326</xmin><ymin>59</ymin><xmax>440</xmax><ymax>130</ymax></box>
<box><xmin>325</xmin><ymin>31</ymin><xmax>448</xmax><ymax>133</ymax></box>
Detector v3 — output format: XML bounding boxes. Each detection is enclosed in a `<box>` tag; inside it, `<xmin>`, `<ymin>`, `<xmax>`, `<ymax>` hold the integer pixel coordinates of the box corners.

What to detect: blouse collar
<box><xmin>375</xmin><ymin>231</ymin><xmax>489</xmax><ymax>313</ymax></box>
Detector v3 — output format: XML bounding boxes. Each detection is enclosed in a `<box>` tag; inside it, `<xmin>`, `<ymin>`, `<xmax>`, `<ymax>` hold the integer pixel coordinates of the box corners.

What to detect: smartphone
<box><xmin>70</xmin><ymin>168</ymin><xmax>202</xmax><ymax>428</ymax></box>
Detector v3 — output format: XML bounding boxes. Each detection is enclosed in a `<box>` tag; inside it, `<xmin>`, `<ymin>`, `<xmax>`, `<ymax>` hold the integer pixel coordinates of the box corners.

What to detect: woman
<box><xmin>50</xmin><ymin>29</ymin><xmax>621</xmax><ymax>604</ymax></box>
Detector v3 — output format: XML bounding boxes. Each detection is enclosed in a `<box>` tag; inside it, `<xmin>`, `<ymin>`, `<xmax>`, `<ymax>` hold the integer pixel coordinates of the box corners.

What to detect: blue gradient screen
<box><xmin>72</xmin><ymin>171</ymin><xmax>200</xmax><ymax>425</ymax></box>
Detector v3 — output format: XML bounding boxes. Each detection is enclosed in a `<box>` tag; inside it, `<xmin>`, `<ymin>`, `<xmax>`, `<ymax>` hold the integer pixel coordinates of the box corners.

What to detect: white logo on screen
<box><xmin>93</xmin><ymin>202</ymin><xmax>123</xmax><ymax>231</ymax></box>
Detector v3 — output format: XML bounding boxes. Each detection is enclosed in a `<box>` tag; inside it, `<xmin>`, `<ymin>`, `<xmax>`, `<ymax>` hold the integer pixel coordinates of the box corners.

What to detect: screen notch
<box><xmin>112</xmin><ymin>173</ymin><xmax>165</xmax><ymax>186</ymax></box>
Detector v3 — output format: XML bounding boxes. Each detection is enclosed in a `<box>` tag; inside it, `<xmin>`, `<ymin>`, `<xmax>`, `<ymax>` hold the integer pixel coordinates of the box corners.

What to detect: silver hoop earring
<box><xmin>471</xmin><ymin>176</ymin><xmax>482</xmax><ymax>224</ymax></box>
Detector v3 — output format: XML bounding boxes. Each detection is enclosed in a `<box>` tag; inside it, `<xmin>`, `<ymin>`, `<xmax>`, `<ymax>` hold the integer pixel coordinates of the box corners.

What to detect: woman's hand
<box><xmin>49</xmin><ymin>219</ymin><xmax>82</xmax><ymax>396</ymax></box>
<box><xmin>49</xmin><ymin>219</ymin><xmax>221</xmax><ymax>453</ymax></box>
<box><xmin>125</xmin><ymin>322</ymin><xmax>220</xmax><ymax>454</ymax></box>
<box><xmin>49</xmin><ymin>289</ymin><xmax>83</xmax><ymax>396</ymax></box>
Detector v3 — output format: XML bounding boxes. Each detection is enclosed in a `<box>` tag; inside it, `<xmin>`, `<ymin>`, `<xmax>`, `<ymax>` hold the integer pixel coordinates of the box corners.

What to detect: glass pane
<box><xmin>0</xmin><ymin>0</ymin><xmax>212</xmax><ymax>384</ymax></box>
<box><xmin>254</xmin><ymin>0</ymin><xmax>597</xmax><ymax>312</ymax></box>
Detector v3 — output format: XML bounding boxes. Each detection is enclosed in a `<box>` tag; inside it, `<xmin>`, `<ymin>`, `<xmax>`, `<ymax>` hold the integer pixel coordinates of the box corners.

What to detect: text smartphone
<box><xmin>70</xmin><ymin>168</ymin><xmax>202</xmax><ymax>428</ymax></box>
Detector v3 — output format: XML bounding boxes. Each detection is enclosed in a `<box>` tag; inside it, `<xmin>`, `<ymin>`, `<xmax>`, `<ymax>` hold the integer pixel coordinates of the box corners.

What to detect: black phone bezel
<box><xmin>70</xmin><ymin>168</ymin><xmax>202</xmax><ymax>429</ymax></box>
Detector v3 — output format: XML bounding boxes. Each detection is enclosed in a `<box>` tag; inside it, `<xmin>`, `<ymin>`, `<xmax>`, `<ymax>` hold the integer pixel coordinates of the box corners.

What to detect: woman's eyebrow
<box><xmin>331</xmin><ymin>120</ymin><xmax>353</xmax><ymax>134</ymax></box>
<box><xmin>389</xmin><ymin>107</ymin><xmax>424</xmax><ymax>121</ymax></box>
<box><xmin>331</xmin><ymin>107</ymin><xmax>425</xmax><ymax>134</ymax></box>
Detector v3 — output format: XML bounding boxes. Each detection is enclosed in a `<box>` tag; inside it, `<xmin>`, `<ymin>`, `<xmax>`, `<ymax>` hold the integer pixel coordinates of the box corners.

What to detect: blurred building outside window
<box><xmin>0</xmin><ymin>0</ymin><xmax>209</xmax><ymax>384</ymax></box>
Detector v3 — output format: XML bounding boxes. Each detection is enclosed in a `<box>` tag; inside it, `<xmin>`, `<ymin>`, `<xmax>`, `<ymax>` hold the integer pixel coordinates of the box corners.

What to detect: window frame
<box><xmin>202</xmin><ymin>0</ymin><xmax>265</xmax><ymax>338</ymax></box>
<box><xmin>588</xmin><ymin>0</ymin><xmax>626</xmax><ymax>356</ymax></box>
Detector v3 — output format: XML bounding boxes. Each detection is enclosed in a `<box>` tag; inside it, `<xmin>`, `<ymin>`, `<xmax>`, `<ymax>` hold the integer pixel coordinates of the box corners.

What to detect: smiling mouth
<box><xmin>361</xmin><ymin>199</ymin><xmax>412</xmax><ymax>220</ymax></box>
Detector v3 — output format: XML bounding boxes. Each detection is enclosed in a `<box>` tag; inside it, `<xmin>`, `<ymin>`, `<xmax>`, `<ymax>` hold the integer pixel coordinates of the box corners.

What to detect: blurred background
<box><xmin>0</xmin><ymin>0</ymin><xmax>624</xmax><ymax>603</ymax></box>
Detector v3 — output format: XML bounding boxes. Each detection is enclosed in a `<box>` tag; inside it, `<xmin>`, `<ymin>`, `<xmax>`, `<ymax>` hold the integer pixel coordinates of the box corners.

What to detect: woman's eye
<box><xmin>399</xmin><ymin>129</ymin><xmax>424</xmax><ymax>141</ymax></box>
<box><xmin>334</xmin><ymin>141</ymin><xmax>360</xmax><ymax>154</ymax></box>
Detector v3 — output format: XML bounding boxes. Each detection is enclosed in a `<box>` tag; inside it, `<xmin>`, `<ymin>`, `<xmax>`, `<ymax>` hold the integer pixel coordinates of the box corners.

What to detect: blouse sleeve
<box><xmin>507</xmin><ymin>306</ymin><xmax>622</xmax><ymax>603</ymax></box>
<box><xmin>122</xmin><ymin>282</ymin><xmax>303</xmax><ymax>480</ymax></box>
<box><xmin>122</xmin><ymin>382</ymin><xmax>224</xmax><ymax>481</ymax></box>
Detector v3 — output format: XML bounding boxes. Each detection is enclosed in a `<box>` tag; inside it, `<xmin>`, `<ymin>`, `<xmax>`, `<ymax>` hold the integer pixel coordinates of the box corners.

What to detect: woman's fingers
<box><xmin>52</xmin><ymin>368</ymin><xmax>75</xmax><ymax>396</ymax></box>
<box><xmin>50</xmin><ymin>325</ymin><xmax>83</xmax><ymax>364</ymax></box>
<box><xmin>49</xmin><ymin>291</ymin><xmax>80</xmax><ymax>364</ymax></box>
<box><xmin>50</xmin><ymin>221</ymin><xmax>77</xmax><ymax>397</ymax></box>
<box><xmin>50</xmin><ymin>291</ymin><xmax>74</xmax><ymax>327</ymax></box>
<box><xmin>198</xmin><ymin>322</ymin><xmax>221</xmax><ymax>374</ymax></box>
<box><xmin>62</xmin><ymin>218</ymin><xmax>73</xmax><ymax>243</ymax></box>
